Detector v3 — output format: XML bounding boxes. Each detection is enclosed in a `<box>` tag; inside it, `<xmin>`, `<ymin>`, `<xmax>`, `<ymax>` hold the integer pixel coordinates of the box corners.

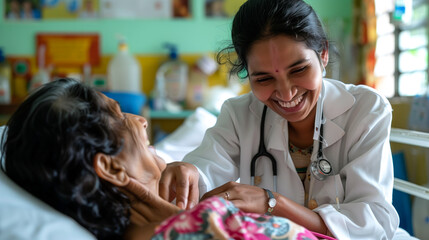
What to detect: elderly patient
<box><xmin>1</xmin><ymin>78</ymin><xmax>318</xmax><ymax>240</ymax></box>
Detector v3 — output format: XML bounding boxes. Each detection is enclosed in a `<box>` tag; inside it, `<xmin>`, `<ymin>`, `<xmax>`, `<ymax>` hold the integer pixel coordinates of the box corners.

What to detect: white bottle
<box><xmin>156</xmin><ymin>43</ymin><xmax>188</xmax><ymax>105</ymax></box>
<box><xmin>186</xmin><ymin>55</ymin><xmax>217</xmax><ymax>109</ymax></box>
<box><xmin>28</xmin><ymin>68</ymin><xmax>50</xmax><ymax>93</ymax></box>
<box><xmin>107</xmin><ymin>39</ymin><xmax>142</xmax><ymax>93</ymax></box>
<box><xmin>0</xmin><ymin>75</ymin><xmax>11</xmax><ymax>104</ymax></box>
<box><xmin>29</xmin><ymin>45</ymin><xmax>50</xmax><ymax>93</ymax></box>
<box><xmin>151</xmin><ymin>73</ymin><xmax>166</xmax><ymax>111</ymax></box>
<box><xmin>0</xmin><ymin>48</ymin><xmax>11</xmax><ymax>104</ymax></box>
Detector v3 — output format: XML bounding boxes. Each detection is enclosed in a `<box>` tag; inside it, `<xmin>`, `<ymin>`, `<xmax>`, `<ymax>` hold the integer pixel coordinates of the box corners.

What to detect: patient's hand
<box><xmin>123</xmin><ymin>178</ymin><xmax>180</xmax><ymax>225</ymax></box>
<box><xmin>201</xmin><ymin>181</ymin><xmax>268</xmax><ymax>215</ymax></box>
<box><xmin>159</xmin><ymin>162</ymin><xmax>200</xmax><ymax>210</ymax></box>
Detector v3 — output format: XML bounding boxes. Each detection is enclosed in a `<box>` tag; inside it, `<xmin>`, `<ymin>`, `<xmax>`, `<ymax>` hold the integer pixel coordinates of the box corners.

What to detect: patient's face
<box><xmin>102</xmin><ymin>94</ymin><xmax>166</xmax><ymax>185</ymax></box>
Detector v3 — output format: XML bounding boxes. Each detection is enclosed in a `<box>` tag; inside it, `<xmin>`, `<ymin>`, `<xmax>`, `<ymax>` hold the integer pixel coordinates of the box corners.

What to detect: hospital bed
<box><xmin>390</xmin><ymin>128</ymin><xmax>429</xmax><ymax>239</ymax></box>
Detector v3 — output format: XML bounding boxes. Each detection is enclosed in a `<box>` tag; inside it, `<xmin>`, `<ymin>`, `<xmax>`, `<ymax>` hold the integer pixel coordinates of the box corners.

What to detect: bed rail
<box><xmin>390</xmin><ymin>128</ymin><xmax>429</xmax><ymax>200</ymax></box>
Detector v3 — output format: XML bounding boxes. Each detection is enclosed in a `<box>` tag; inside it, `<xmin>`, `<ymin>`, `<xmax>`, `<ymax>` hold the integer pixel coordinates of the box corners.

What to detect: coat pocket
<box><xmin>312</xmin><ymin>174</ymin><xmax>344</xmax><ymax>207</ymax></box>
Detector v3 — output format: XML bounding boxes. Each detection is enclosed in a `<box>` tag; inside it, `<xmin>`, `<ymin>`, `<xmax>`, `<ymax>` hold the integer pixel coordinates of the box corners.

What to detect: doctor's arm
<box><xmin>159</xmin><ymin>102</ymin><xmax>241</xmax><ymax>209</ymax></box>
<box><xmin>201</xmin><ymin>181</ymin><xmax>330</xmax><ymax>235</ymax></box>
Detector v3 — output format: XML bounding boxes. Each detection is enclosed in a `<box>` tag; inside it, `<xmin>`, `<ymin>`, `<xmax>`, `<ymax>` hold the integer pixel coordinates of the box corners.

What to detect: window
<box><xmin>375</xmin><ymin>0</ymin><xmax>429</xmax><ymax>97</ymax></box>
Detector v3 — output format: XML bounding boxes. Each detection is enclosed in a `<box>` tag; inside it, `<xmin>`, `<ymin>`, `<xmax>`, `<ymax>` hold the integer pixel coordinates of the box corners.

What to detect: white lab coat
<box><xmin>183</xmin><ymin>78</ymin><xmax>399</xmax><ymax>240</ymax></box>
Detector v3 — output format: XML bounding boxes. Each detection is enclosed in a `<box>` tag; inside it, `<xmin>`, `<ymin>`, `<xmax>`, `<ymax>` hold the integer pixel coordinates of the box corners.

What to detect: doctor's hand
<box><xmin>122</xmin><ymin>177</ymin><xmax>180</xmax><ymax>225</ymax></box>
<box><xmin>159</xmin><ymin>161</ymin><xmax>200</xmax><ymax>210</ymax></box>
<box><xmin>201</xmin><ymin>181</ymin><xmax>270</xmax><ymax>215</ymax></box>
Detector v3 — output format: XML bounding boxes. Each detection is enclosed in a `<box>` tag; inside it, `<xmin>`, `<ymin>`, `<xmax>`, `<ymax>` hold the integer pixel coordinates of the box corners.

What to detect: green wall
<box><xmin>0</xmin><ymin>0</ymin><xmax>352</xmax><ymax>56</ymax></box>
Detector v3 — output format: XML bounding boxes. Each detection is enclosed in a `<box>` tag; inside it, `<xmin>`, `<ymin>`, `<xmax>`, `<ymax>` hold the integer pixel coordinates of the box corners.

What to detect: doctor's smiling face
<box><xmin>247</xmin><ymin>35</ymin><xmax>328</xmax><ymax>124</ymax></box>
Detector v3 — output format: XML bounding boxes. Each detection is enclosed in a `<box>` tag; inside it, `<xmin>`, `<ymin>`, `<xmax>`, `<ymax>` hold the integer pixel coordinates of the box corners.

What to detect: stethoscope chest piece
<box><xmin>310</xmin><ymin>122</ymin><xmax>333</xmax><ymax>181</ymax></box>
<box><xmin>310</xmin><ymin>158</ymin><xmax>332</xmax><ymax>181</ymax></box>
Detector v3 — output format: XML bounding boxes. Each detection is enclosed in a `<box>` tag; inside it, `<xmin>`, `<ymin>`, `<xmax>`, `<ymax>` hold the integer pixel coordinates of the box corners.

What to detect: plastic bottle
<box><xmin>29</xmin><ymin>44</ymin><xmax>50</xmax><ymax>93</ymax></box>
<box><xmin>29</xmin><ymin>68</ymin><xmax>50</xmax><ymax>93</ymax></box>
<box><xmin>0</xmin><ymin>48</ymin><xmax>12</xmax><ymax>104</ymax></box>
<box><xmin>82</xmin><ymin>63</ymin><xmax>92</xmax><ymax>86</ymax></box>
<box><xmin>107</xmin><ymin>37</ymin><xmax>142</xmax><ymax>93</ymax></box>
<box><xmin>150</xmin><ymin>73</ymin><xmax>166</xmax><ymax>111</ymax></box>
<box><xmin>186</xmin><ymin>55</ymin><xmax>217</xmax><ymax>109</ymax></box>
<box><xmin>156</xmin><ymin>43</ymin><xmax>188</xmax><ymax>107</ymax></box>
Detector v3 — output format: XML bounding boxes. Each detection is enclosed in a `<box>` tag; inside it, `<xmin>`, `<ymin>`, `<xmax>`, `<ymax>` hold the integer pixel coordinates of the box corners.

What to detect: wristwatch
<box><xmin>264</xmin><ymin>188</ymin><xmax>276</xmax><ymax>215</ymax></box>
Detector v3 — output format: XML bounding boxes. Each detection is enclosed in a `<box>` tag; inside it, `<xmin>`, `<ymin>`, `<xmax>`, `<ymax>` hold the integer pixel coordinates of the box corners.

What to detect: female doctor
<box><xmin>160</xmin><ymin>0</ymin><xmax>399</xmax><ymax>239</ymax></box>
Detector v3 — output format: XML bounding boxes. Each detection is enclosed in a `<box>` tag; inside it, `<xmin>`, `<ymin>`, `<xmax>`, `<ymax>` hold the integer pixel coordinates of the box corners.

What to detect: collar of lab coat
<box><xmin>249</xmin><ymin>79</ymin><xmax>355</xmax><ymax>151</ymax></box>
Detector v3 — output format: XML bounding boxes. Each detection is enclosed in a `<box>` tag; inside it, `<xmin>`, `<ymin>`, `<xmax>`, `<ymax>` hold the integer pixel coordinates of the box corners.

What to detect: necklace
<box><xmin>289</xmin><ymin>142</ymin><xmax>313</xmax><ymax>155</ymax></box>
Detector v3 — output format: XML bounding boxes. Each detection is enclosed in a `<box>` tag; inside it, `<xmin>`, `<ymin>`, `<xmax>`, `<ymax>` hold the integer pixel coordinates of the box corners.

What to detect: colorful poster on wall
<box><xmin>41</xmin><ymin>0</ymin><xmax>99</xmax><ymax>19</ymax></box>
<box><xmin>172</xmin><ymin>0</ymin><xmax>190</xmax><ymax>18</ymax></box>
<box><xmin>205</xmin><ymin>0</ymin><xmax>245</xmax><ymax>18</ymax></box>
<box><xmin>4</xmin><ymin>0</ymin><xmax>189</xmax><ymax>20</ymax></box>
<box><xmin>5</xmin><ymin>0</ymin><xmax>42</xmax><ymax>20</ymax></box>
<box><xmin>100</xmin><ymin>0</ymin><xmax>173</xmax><ymax>19</ymax></box>
<box><xmin>36</xmin><ymin>33</ymin><xmax>100</xmax><ymax>67</ymax></box>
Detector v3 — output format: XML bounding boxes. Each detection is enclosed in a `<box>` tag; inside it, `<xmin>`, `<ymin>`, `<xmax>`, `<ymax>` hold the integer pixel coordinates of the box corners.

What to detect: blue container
<box><xmin>392</xmin><ymin>151</ymin><xmax>413</xmax><ymax>236</ymax></box>
<box><xmin>102</xmin><ymin>91</ymin><xmax>146</xmax><ymax>115</ymax></box>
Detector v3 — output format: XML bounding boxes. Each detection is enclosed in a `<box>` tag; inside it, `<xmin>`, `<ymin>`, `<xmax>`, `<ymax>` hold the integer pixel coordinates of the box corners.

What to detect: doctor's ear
<box><xmin>321</xmin><ymin>42</ymin><xmax>329</xmax><ymax>67</ymax></box>
<box><xmin>93</xmin><ymin>153</ymin><xmax>130</xmax><ymax>187</ymax></box>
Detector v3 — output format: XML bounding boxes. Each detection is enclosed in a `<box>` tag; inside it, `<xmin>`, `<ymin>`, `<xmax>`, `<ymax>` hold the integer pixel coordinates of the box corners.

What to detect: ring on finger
<box><xmin>224</xmin><ymin>192</ymin><xmax>230</xmax><ymax>200</ymax></box>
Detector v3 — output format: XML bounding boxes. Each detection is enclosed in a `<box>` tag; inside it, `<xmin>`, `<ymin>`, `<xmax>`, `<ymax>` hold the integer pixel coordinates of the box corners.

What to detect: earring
<box><xmin>322</xmin><ymin>67</ymin><xmax>326</xmax><ymax>77</ymax></box>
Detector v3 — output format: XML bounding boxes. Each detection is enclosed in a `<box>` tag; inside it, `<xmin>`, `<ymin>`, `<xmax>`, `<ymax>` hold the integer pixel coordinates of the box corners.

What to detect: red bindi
<box><xmin>275</xmin><ymin>69</ymin><xmax>279</xmax><ymax>72</ymax></box>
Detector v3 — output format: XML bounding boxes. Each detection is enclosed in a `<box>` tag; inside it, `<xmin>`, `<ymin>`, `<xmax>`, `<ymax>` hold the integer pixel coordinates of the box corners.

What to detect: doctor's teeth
<box><xmin>279</xmin><ymin>95</ymin><xmax>303</xmax><ymax>108</ymax></box>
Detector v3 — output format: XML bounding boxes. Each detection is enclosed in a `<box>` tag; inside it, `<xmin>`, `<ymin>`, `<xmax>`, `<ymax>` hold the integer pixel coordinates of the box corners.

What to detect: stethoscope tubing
<box><xmin>250</xmin><ymin>105</ymin><xmax>278</xmax><ymax>192</ymax></box>
<box><xmin>250</xmin><ymin>104</ymin><xmax>332</xmax><ymax>192</ymax></box>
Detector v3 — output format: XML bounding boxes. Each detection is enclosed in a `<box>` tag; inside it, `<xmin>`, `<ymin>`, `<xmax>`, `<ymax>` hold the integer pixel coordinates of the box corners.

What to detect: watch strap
<box><xmin>264</xmin><ymin>188</ymin><xmax>276</xmax><ymax>215</ymax></box>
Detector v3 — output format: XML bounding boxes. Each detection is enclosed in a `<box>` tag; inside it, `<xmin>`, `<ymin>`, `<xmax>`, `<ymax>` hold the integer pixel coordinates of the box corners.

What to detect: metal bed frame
<box><xmin>390</xmin><ymin>128</ymin><xmax>429</xmax><ymax>200</ymax></box>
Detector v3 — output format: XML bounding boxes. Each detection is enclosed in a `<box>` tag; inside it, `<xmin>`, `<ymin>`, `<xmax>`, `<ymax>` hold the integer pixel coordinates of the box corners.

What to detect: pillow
<box><xmin>0</xmin><ymin>126</ymin><xmax>96</xmax><ymax>240</ymax></box>
<box><xmin>154</xmin><ymin>107</ymin><xmax>217</xmax><ymax>163</ymax></box>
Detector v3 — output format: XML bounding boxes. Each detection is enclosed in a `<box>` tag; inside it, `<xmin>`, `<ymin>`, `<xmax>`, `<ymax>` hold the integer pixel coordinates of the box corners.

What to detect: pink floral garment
<box><xmin>152</xmin><ymin>196</ymin><xmax>317</xmax><ymax>240</ymax></box>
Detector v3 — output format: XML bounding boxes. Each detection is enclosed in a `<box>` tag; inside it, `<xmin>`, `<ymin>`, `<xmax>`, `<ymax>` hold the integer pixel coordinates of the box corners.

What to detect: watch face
<box><xmin>319</xmin><ymin>159</ymin><xmax>332</xmax><ymax>174</ymax></box>
<box><xmin>268</xmin><ymin>198</ymin><xmax>277</xmax><ymax>208</ymax></box>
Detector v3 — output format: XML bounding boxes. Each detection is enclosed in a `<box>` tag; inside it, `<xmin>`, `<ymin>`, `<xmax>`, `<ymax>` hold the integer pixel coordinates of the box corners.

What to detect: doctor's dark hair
<box><xmin>1</xmin><ymin>78</ymin><xmax>130</xmax><ymax>240</ymax></box>
<box><xmin>219</xmin><ymin>0</ymin><xmax>329</xmax><ymax>78</ymax></box>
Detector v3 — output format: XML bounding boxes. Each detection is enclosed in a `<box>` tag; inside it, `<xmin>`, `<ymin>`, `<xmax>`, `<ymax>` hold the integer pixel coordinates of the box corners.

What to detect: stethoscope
<box><xmin>250</xmin><ymin>105</ymin><xmax>278</xmax><ymax>191</ymax></box>
<box><xmin>250</xmin><ymin>104</ymin><xmax>333</xmax><ymax>192</ymax></box>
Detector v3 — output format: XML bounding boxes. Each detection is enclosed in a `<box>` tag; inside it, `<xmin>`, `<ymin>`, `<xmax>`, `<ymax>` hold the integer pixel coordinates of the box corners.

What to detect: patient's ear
<box><xmin>93</xmin><ymin>153</ymin><xmax>130</xmax><ymax>187</ymax></box>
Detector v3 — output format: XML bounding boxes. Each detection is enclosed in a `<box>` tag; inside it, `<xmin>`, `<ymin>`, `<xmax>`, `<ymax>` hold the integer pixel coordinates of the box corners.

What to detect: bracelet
<box><xmin>263</xmin><ymin>188</ymin><xmax>276</xmax><ymax>215</ymax></box>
